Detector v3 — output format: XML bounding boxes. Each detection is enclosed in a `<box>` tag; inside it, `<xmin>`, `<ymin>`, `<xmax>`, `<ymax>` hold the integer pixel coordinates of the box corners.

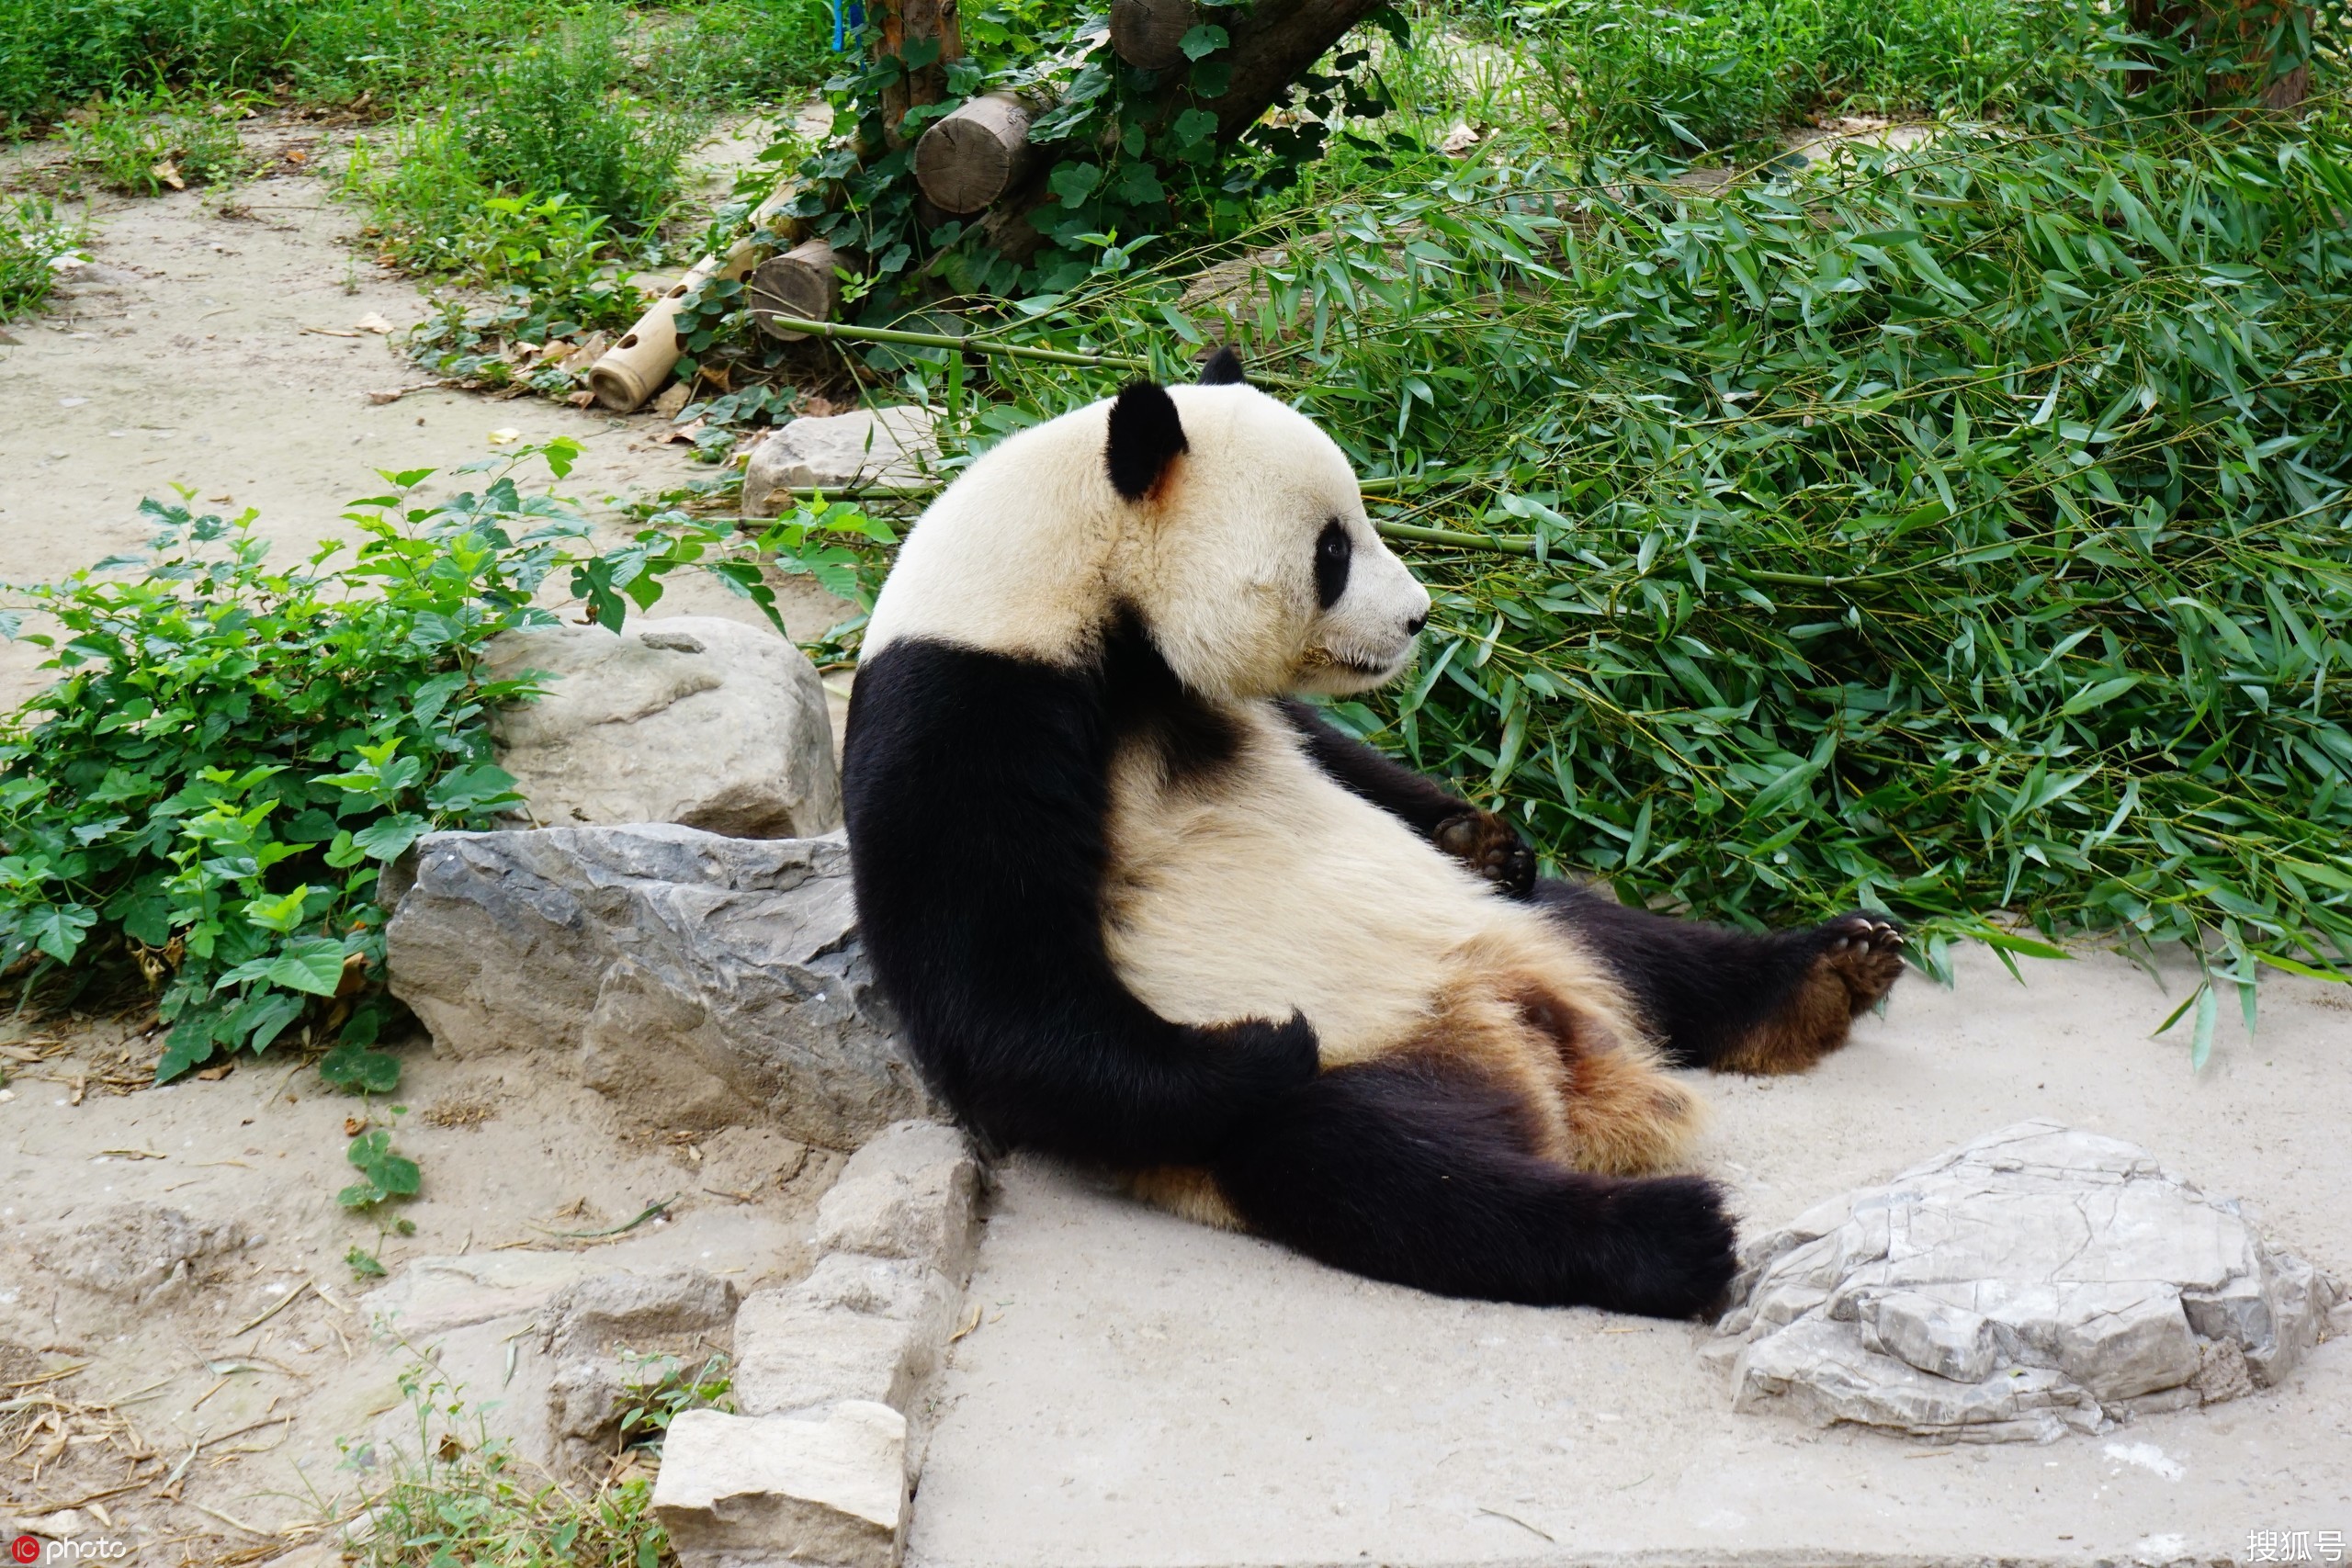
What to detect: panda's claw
<box><xmin>1433</xmin><ymin>809</ymin><xmax>1537</xmax><ymax>899</ymax></box>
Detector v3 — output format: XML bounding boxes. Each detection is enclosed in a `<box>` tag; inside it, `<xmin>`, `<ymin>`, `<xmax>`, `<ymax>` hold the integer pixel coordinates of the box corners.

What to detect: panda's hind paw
<box><xmin>1814</xmin><ymin>911</ymin><xmax>1906</xmax><ymax>1015</ymax></box>
<box><xmin>1433</xmin><ymin>809</ymin><xmax>1538</xmax><ymax>898</ymax></box>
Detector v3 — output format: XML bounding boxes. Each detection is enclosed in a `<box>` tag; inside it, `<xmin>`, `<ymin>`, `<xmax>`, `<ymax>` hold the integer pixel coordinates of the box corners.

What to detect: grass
<box><xmin>0</xmin><ymin>192</ymin><xmax>85</xmax><ymax>318</ymax></box>
<box><xmin>62</xmin><ymin>86</ymin><xmax>249</xmax><ymax>195</ymax></box>
<box><xmin>0</xmin><ymin>0</ymin><xmax>838</xmax><ymax>131</ymax></box>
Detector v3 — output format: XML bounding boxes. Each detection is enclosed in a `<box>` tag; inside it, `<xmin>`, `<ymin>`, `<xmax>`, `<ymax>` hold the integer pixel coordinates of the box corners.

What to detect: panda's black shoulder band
<box><xmin>1105</xmin><ymin>380</ymin><xmax>1188</xmax><ymax>501</ymax></box>
<box><xmin>1198</xmin><ymin>346</ymin><xmax>1248</xmax><ymax>385</ymax></box>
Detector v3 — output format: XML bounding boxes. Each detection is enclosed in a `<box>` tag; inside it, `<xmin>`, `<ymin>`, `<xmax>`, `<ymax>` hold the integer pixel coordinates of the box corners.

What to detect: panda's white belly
<box><xmin>1100</xmin><ymin>705</ymin><xmax>1532</xmax><ymax>1063</ymax></box>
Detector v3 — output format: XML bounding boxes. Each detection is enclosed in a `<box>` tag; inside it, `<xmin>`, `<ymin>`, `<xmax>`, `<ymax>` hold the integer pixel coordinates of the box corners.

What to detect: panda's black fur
<box><xmin>842</xmin><ymin>354</ymin><xmax>1905</xmax><ymax>1319</ymax></box>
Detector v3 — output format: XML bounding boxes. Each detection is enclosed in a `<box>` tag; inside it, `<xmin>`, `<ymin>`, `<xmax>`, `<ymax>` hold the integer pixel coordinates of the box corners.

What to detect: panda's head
<box><xmin>864</xmin><ymin>350</ymin><xmax>1431</xmax><ymax>702</ymax></box>
<box><xmin>1098</xmin><ymin>352</ymin><xmax>1431</xmax><ymax>700</ymax></box>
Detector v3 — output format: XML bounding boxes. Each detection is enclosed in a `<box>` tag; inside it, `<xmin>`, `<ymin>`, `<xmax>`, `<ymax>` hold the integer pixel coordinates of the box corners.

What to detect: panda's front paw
<box><xmin>1433</xmin><ymin>809</ymin><xmax>1537</xmax><ymax>898</ymax></box>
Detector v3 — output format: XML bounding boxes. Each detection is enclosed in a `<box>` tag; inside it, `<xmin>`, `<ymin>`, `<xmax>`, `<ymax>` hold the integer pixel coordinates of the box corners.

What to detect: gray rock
<box><xmin>384</xmin><ymin>824</ymin><xmax>931</xmax><ymax>1145</ymax></box>
<box><xmin>540</xmin><ymin>1267</ymin><xmax>740</xmax><ymax>1479</ymax></box>
<box><xmin>734</xmin><ymin>1254</ymin><xmax>960</xmax><ymax>1417</ymax></box>
<box><xmin>741</xmin><ymin>408</ymin><xmax>938</xmax><ymax>516</ymax></box>
<box><xmin>653</xmin><ymin>1403</ymin><xmax>907</xmax><ymax>1568</ymax></box>
<box><xmin>1713</xmin><ymin>1121</ymin><xmax>2343</xmax><ymax>1443</ymax></box>
<box><xmin>485</xmin><ymin>616</ymin><xmax>840</xmax><ymax>840</ymax></box>
<box><xmin>31</xmin><ymin>1202</ymin><xmax>250</xmax><ymax>1303</ymax></box>
<box><xmin>813</xmin><ymin>1121</ymin><xmax>981</xmax><ymax>1281</ymax></box>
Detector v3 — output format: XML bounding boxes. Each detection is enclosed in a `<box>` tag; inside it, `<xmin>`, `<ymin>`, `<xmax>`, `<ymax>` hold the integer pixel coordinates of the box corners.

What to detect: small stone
<box><xmin>741</xmin><ymin>407</ymin><xmax>938</xmax><ymax>516</ymax></box>
<box><xmin>485</xmin><ymin>615</ymin><xmax>839</xmax><ymax>840</ymax></box>
<box><xmin>734</xmin><ymin>1254</ymin><xmax>959</xmax><ymax>1416</ymax></box>
<box><xmin>814</xmin><ymin>1120</ymin><xmax>980</xmax><ymax>1280</ymax></box>
<box><xmin>1715</xmin><ymin>1121</ymin><xmax>2343</xmax><ymax>1442</ymax></box>
<box><xmin>30</xmin><ymin>1202</ymin><xmax>248</xmax><ymax>1302</ymax></box>
<box><xmin>653</xmin><ymin>1403</ymin><xmax>906</xmax><ymax>1568</ymax></box>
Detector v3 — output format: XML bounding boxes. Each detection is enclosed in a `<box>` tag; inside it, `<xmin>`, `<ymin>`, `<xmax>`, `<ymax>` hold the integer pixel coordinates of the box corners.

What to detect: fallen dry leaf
<box><xmin>68</xmin><ymin>1076</ymin><xmax>85</xmax><ymax>1106</ymax></box>
<box><xmin>208</xmin><ymin>493</ymin><xmax>233</xmax><ymax>503</ymax></box>
<box><xmin>487</xmin><ymin>427</ymin><xmax>521</xmax><ymax>445</ymax></box>
<box><xmin>652</xmin><ymin>417</ymin><xmax>706</xmax><ymax>447</ymax></box>
<box><xmin>152</xmin><ymin>159</ymin><xmax>186</xmax><ymax>190</ymax></box>
<box><xmin>195</xmin><ymin>1063</ymin><xmax>233</xmax><ymax>1081</ymax></box>
<box><xmin>567</xmin><ymin>389</ymin><xmax>598</xmax><ymax>408</ymax></box>
<box><xmin>344</xmin><ymin>1115</ymin><xmax>366</xmax><ymax>1137</ymax></box>
<box><xmin>354</xmin><ymin>311</ymin><xmax>394</xmax><ymax>334</ymax></box>
<box><xmin>285</xmin><ymin>147</ymin><xmax>308</xmax><ymax>164</ymax></box>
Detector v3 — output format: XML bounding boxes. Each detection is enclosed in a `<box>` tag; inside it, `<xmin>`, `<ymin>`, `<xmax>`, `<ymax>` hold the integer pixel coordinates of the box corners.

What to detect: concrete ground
<box><xmin>910</xmin><ymin>942</ymin><xmax>2352</xmax><ymax>1568</ymax></box>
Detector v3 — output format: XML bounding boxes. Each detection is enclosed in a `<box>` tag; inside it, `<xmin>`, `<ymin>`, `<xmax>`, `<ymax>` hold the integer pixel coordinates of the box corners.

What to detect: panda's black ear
<box><xmin>1198</xmin><ymin>346</ymin><xmax>1248</xmax><ymax>386</ymax></box>
<box><xmin>1105</xmin><ymin>380</ymin><xmax>1188</xmax><ymax>502</ymax></box>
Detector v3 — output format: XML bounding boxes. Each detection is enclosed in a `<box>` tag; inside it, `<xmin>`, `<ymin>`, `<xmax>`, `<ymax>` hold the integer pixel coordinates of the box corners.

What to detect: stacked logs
<box><xmin>588</xmin><ymin>0</ymin><xmax>1382</xmax><ymax>409</ymax></box>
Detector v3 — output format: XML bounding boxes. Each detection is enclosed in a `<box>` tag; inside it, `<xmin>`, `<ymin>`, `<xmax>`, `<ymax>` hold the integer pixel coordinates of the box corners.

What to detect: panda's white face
<box><xmin>1109</xmin><ymin>383</ymin><xmax>1432</xmax><ymax>701</ymax></box>
<box><xmin>860</xmin><ymin>376</ymin><xmax>1431</xmax><ymax>702</ymax></box>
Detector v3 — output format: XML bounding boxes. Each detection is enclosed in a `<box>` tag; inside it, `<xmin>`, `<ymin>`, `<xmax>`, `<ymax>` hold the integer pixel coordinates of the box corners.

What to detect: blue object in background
<box><xmin>831</xmin><ymin>0</ymin><xmax>865</xmax><ymax>51</ymax></box>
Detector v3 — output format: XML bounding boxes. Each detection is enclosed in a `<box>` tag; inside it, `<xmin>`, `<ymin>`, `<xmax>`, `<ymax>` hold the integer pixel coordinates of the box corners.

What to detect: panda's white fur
<box><xmin>864</xmin><ymin>381</ymin><xmax>1702</xmax><ymax>1201</ymax></box>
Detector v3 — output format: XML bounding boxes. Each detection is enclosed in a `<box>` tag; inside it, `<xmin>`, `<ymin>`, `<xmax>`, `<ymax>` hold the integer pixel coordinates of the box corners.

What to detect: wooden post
<box><xmin>913</xmin><ymin>93</ymin><xmax>1035</xmax><ymax>215</ymax></box>
<box><xmin>748</xmin><ymin>239</ymin><xmax>844</xmax><ymax>341</ymax></box>
<box><xmin>878</xmin><ymin>0</ymin><xmax>964</xmax><ymax>146</ymax></box>
<box><xmin>1109</xmin><ymin>0</ymin><xmax>1200</xmax><ymax>70</ymax></box>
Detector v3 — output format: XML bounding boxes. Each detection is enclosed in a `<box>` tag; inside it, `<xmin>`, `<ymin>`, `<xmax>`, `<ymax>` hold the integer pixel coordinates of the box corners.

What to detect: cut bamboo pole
<box><xmin>913</xmin><ymin>93</ymin><xmax>1035</xmax><ymax>215</ymax></box>
<box><xmin>586</xmin><ymin>185</ymin><xmax>803</xmax><ymax>412</ymax></box>
<box><xmin>748</xmin><ymin>239</ymin><xmax>844</xmax><ymax>342</ymax></box>
<box><xmin>1110</xmin><ymin>0</ymin><xmax>1201</xmax><ymax>69</ymax></box>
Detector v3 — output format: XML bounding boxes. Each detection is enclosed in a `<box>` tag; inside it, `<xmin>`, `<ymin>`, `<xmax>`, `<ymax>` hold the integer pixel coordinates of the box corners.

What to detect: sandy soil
<box><xmin>912</xmin><ymin>943</ymin><xmax>2352</xmax><ymax>1568</ymax></box>
<box><xmin>0</xmin><ymin>111</ymin><xmax>854</xmax><ymax>1566</ymax></box>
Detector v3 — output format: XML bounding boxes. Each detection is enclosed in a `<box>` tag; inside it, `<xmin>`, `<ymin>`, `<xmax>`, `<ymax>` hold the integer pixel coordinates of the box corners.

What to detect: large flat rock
<box><xmin>909</xmin><ymin>944</ymin><xmax>2352</xmax><ymax>1567</ymax></box>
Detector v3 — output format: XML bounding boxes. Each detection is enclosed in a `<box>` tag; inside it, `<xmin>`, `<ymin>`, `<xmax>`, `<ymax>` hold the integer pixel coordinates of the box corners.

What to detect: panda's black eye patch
<box><xmin>1314</xmin><ymin>519</ymin><xmax>1352</xmax><ymax>609</ymax></box>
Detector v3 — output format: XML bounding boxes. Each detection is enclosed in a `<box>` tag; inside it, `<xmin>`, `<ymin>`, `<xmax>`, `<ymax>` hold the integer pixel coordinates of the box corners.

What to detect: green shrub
<box><xmin>0</xmin><ymin>193</ymin><xmax>85</xmax><ymax>318</ymax></box>
<box><xmin>0</xmin><ymin>444</ymin><xmax>754</xmax><ymax>1083</ymax></box>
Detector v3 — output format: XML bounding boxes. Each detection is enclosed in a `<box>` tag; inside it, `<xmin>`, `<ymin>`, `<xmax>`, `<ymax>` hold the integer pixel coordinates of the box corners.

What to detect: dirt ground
<box><xmin>0</xmin><ymin>109</ymin><xmax>848</xmax><ymax>713</ymax></box>
<box><xmin>0</xmin><ymin>111</ymin><xmax>853</xmax><ymax>1565</ymax></box>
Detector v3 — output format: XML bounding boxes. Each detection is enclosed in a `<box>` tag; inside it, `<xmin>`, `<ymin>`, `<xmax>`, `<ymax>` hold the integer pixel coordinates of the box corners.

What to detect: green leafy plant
<box><xmin>347</xmin><ymin>1352</ymin><xmax>729</xmax><ymax>1565</ymax></box>
<box><xmin>62</xmin><ymin>87</ymin><xmax>248</xmax><ymax>195</ymax></box>
<box><xmin>0</xmin><ymin>441</ymin><xmax>739</xmax><ymax>1084</ymax></box>
<box><xmin>341</xmin><ymin>1121</ymin><xmax>423</xmax><ymax>1209</ymax></box>
<box><xmin>0</xmin><ymin>192</ymin><xmax>85</xmax><ymax>319</ymax></box>
<box><xmin>345</xmin><ymin>1244</ymin><xmax>390</xmax><ymax>1280</ymax></box>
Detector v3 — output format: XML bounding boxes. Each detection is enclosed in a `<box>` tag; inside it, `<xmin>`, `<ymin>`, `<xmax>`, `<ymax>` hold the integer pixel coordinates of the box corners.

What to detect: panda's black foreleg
<box><xmin>844</xmin><ymin>636</ymin><xmax>1319</xmax><ymax>1168</ymax></box>
<box><xmin>1277</xmin><ymin>700</ymin><xmax>1537</xmax><ymax>897</ymax></box>
<box><xmin>1533</xmin><ymin>881</ymin><xmax>1905</xmax><ymax>1073</ymax></box>
<box><xmin>1209</xmin><ymin>1055</ymin><xmax>1736</xmax><ymax>1317</ymax></box>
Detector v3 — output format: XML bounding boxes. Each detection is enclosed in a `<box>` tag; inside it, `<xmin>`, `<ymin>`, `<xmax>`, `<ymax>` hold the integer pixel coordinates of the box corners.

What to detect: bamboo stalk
<box><xmin>758</xmin><ymin>315</ymin><xmax>1152</xmax><ymax>369</ymax></box>
<box><xmin>585</xmin><ymin>184</ymin><xmax>803</xmax><ymax>412</ymax></box>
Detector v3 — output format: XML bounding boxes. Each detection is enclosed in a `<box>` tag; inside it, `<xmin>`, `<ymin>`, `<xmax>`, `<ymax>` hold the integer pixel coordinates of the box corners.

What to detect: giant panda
<box><xmin>841</xmin><ymin>350</ymin><xmax>1905</xmax><ymax>1319</ymax></box>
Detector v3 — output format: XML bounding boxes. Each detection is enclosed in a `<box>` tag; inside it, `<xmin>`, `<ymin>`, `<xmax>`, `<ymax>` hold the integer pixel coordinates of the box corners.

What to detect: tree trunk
<box><xmin>1203</xmin><ymin>0</ymin><xmax>1385</xmax><ymax>140</ymax></box>
<box><xmin>1110</xmin><ymin>0</ymin><xmax>1199</xmax><ymax>70</ymax></box>
<box><xmin>879</xmin><ymin>0</ymin><xmax>966</xmax><ymax>145</ymax></box>
<box><xmin>2128</xmin><ymin>0</ymin><xmax>2312</xmax><ymax>107</ymax></box>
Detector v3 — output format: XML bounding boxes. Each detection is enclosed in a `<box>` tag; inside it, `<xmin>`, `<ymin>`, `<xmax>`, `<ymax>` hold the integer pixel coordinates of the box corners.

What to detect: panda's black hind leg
<box><xmin>1210</xmin><ymin>1055</ymin><xmax>1736</xmax><ymax>1318</ymax></box>
<box><xmin>1534</xmin><ymin>882</ymin><xmax>1905</xmax><ymax>1074</ymax></box>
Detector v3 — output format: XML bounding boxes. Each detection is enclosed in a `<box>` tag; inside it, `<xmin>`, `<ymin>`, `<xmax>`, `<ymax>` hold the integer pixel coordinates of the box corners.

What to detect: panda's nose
<box><xmin>1404</xmin><ymin>611</ymin><xmax>1428</xmax><ymax>636</ymax></box>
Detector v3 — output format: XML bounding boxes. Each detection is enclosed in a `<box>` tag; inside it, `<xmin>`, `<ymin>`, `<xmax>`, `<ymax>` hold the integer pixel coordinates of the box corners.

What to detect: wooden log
<box><xmin>748</xmin><ymin>239</ymin><xmax>843</xmax><ymax>341</ymax></box>
<box><xmin>913</xmin><ymin>93</ymin><xmax>1035</xmax><ymax>215</ymax></box>
<box><xmin>878</xmin><ymin>0</ymin><xmax>965</xmax><ymax>146</ymax></box>
<box><xmin>2128</xmin><ymin>0</ymin><xmax>2312</xmax><ymax>106</ymax></box>
<box><xmin>587</xmin><ymin>185</ymin><xmax>803</xmax><ymax>412</ymax></box>
<box><xmin>1110</xmin><ymin>0</ymin><xmax>1201</xmax><ymax>70</ymax></box>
